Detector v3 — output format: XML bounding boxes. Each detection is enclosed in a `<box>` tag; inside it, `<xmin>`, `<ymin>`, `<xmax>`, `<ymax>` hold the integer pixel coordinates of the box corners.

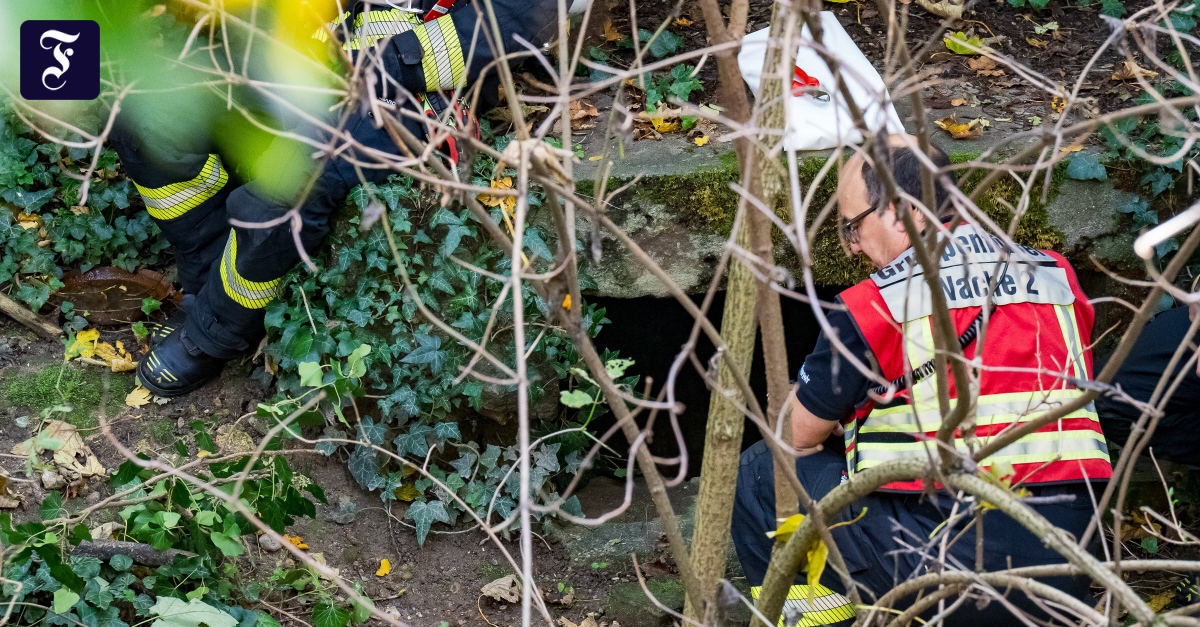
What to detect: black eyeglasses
<box><xmin>841</xmin><ymin>206</ymin><xmax>875</xmax><ymax>244</ymax></box>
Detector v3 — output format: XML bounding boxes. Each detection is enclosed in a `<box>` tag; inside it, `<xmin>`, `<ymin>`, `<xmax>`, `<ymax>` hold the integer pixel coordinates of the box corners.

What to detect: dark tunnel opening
<box><xmin>587</xmin><ymin>285</ymin><xmax>848</xmax><ymax>479</ymax></box>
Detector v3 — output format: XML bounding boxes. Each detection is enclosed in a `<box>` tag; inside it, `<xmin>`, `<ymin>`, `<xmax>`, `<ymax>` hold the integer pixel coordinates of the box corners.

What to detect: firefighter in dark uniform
<box><xmin>110</xmin><ymin>0</ymin><xmax>565</xmax><ymax>396</ymax></box>
<box><xmin>731</xmin><ymin>139</ymin><xmax>1112</xmax><ymax>625</ymax></box>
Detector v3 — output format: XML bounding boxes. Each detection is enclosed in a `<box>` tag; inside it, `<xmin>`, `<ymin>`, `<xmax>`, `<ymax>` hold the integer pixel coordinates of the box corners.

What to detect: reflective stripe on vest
<box><xmin>312</xmin><ymin>9</ymin><xmax>421</xmax><ymax>50</ymax></box>
<box><xmin>133</xmin><ymin>154</ymin><xmax>228</xmax><ymax>221</ymax></box>
<box><xmin>411</xmin><ymin>14</ymin><xmax>466</xmax><ymax>92</ymax></box>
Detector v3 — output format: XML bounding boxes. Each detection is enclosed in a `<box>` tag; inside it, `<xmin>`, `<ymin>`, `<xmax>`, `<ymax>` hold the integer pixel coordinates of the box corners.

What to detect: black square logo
<box><xmin>20</xmin><ymin>20</ymin><xmax>100</xmax><ymax>101</ymax></box>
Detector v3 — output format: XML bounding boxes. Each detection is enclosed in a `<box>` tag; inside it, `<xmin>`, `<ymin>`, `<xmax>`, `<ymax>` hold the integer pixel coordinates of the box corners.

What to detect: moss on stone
<box><xmin>603</xmin><ymin>578</ymin><xmax>685</xmax><ymax>626</ymax></box>
<box><xmin>4</xmin><ymin>364</ymin><xmax>133</xmax><ymax>430</ymax></box>
<box><xmin>951</xmin><ymin>152</ymin><xmax>1067</xmax><ymax>251</ymax></box>
<box><xmin>148</xmin><ymin>418</ymin><xmax>176</xmax><ymax>445</ymax></box>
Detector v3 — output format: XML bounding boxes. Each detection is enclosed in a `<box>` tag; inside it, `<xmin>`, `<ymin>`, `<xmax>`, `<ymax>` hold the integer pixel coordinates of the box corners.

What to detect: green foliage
<box><xmin>260</xmin><ymin>142</ymin><xmax>613</xmax><ymax>543</ymax></box>
<box><xmin>0</xmin><ymin>452</ymin><xmax>323</xmax><ymax>627</ymax></box>
<box><xmin>636</xmin><ymin>28</ymin><xmax>684</xmax><ymax>59</ymax></box>
<box><xmin>1066</xmin><ymin>153</ymin><xmax>1107</xmax><ymax>181</ymax></box>
<box><xmin>643</xmin><ymin>64</ymin><xmax>705</xmax><ymax>112</ymax></box>
<box><xmin>0</xmin><ymin>103</ymin><xmax>170</xmax><ymax>313</ymax></box>
<box><xmin>1098</xmin><ymin>78</ymin><xmax>1199</xmax><ymax>262</ymax></box>
<box><xmin>1008</xmin><ymin>0</ymin><xmax>1051</xmax><ymax>11</ymax></box>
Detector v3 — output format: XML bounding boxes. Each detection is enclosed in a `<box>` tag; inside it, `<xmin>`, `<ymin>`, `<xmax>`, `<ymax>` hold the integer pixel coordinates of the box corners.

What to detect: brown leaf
<box><xmin>1051</xmin><ymin>95</ymin><xmax>1066</xmax><ymax>113</ymax></box>
<box><xmin>951</xmin><ymin>98</ymin><xmax>968</xmax><ymax>107</ymax></box>
<box><xmin>569</xmin><ymin>100</ymin><xmax>599</xmax><ymax>130</ymax></box>
<box><xmin>482</xmin><ymin>575</ymin><xmax>521</xmax><ymax>603</ymax></box>
<box><xmin>1112</xmin><ymin>59</ymin><xmax>1158</xmax><ymax>81</ymax></box>
<box><xmin>934</xmin><ymin>116</ymin><xmax>983</xmax><ymax>139</ymax></box>
<box><xmin>1026</xmin><ymin>37</ymin><xmax>1048</xmax><ymax>48</ymax></box>
<box><xmin>674</xmin><ymin>17</ymin><xmax>694</xmax><ymax>27</ymax></box>
<box><xmin>968</xmin><ymin>56</ymin><xmax>996</xmax><ymax>71</ymax></box>
<box><xmin>1060</xmin><ymin>144</ymin><xmax>1084</xmax><ymax>154</ymax></box>
<box><xmin>603</xmin><ymin>20</ymin><xmax>621</xmax><ymax>42</ymax></box>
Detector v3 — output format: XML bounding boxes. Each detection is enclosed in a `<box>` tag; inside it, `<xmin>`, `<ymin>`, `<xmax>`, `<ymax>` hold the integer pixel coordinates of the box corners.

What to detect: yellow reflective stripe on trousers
<box><xmin>133</xmin><ymin>154</ymin><xmax>228</xmax><ymax>221</ymax></box>
<box><xmin>411</xmin><ymin>15</ymin><xmax>466</xmax><ymax>92</ymax></box>
<box><xmin>856</xmin><ymin>429</ymin><xmax>1110</xmax><ymax>469</ymax></box>
<box><xmin>749</xmin><ymin>585</ymin><xmax>855</xmax><ymax>626</ymax></box>
<box><xmin>860</xmin><ymin>389</ymin><xmax>1098</xmax><ymax>433</ymax></box>
<box><xmin>219</xmin><ymin>230</ymin><xmax>283</xmax><ymax>309</ymax></box>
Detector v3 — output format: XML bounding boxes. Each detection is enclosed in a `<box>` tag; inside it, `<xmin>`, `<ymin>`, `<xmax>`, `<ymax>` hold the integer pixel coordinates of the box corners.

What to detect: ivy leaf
<box><xmin>533</xmin><ymin>443</ymin><xmax>561</xmax><ymax>473</ymax></box>
<box><xmin>642</xmin><ymin>29</ymin><xmax>682</xmax><ymax>58</ymax></box>
<box><xmin>357</xmin><ymin>417</ymin><xmax>386</xmax><ymax>446</ymax></box>
<box><xmin>394</xmin><ymin>423</ymin><xmax>434</xmax><ymax>457</ymax></box>
<box><xmin>297</xmin><ymin>362</ymin><xmax>324</xmax><ymax>388</ymax></box>
<box><xmin>523</xmin><ymin>228</ymin><xmax>554</xmax><ymax>261</ymax></box>
<box><xmin>440</xmin><ymin>224</ymin><xmax>473</xmax><ymax>258</ymax></box>
<box><xmin>148</xmin><ymin>597</ymin><xmax>238</xmax><ymax>627</ymax></box>
<box><xmin>313</xmin><ymin>601</ymin><xmax>351</xmax><ymax>627</ymax></box>
<box><xmin>479</xmin><ymin>445</ymin><xmax>502</xmax><ymax>471</ymax></box>
<box><xmin>348</xmin><ymin>446</ymin><xmax>383</xmax><ymax>490</ymax></box>
<box><xmin>450</xmin><ymin>453</ymin><xmax>476</xmax><ymax>478</ymax></box>
<box><xmin>433</xmin><ymin>421</ymin><xmax>461</xmax><ymax>442</ymax></box>
<box><xmin>560</xmin><ymin>390</ymin><xmax>593</xmax><ymax>408</ymax></box>
<box><xmin>406</xmin><ymin>500</ymin><xmax>450</xmax><ymax>545</ymax></box>
<box><xmin>562</xmin><ymin>495</ymin><xmax>583</xmax><ymax>518</ymax></box>
<box><xmin>109</xmin><ymin>554</ymin><xmax>133</xmax><ymax>572</ymax></box>
<box><xmin>40</xmin><ymin>491</ymin><xmax>64</xmax><ymax>520</ymax></box>
<box><xmin>1101</xmin><ymin>0</ymin><xmax>1126</xmax><ymax>17</ymax></box>
<box><xmin>210</xmin><ymin>524</ymin><xmax>245</xmax><ymax>557</ymax></box>
<box><xmin>1066</xmin><ymin>153</ymin><xmax>1108</xmax><ymax>181</ymax></box>
<box><xmin>401</xmin><ymin>333</ymin><xmax>445</xmax><ymax>374</ymax></box>
<box><xmin>53</xmin><ymin>588</ymin><xmax>80</xmax><ymax>614</ymax></box>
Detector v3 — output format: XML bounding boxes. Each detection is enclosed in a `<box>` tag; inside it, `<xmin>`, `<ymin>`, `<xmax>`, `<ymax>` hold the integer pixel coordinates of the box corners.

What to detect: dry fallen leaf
<box><xmin>968</xmin><ymin>56</ymin><xmax>1006</xmax><ymax>77</ymax></box>
<box><xmin>587</xmin><ymin>155</ymin><xmax>603</xmax><ymax>162</ymax></box>
<box><xmin>376</xmin><ymin>559</ymin><xmax>391</xmax><ymax>577</ymax></box>
<box><xmin>1148</xmin><ymin>590</ymin><xmax>1174</xmax><ymax>613</ymax></box>
<box><xmin>125</xmin><ymin>386</ymin><xmax>152</xmax><ymax>408</ymax></box>
<box><xmin>477</xmin><ymin>176</ymin><xmax>517</xmax><ymax>219</ymax></box>
<box><xmin>284</xmin><ymin>534</ymin><xmax>309</xmax><ymax>550</ymax></box>
<box><xmin>674</xmin><ymin>17</ymin><xmax>694</xmax><ymax>26</ymax></box>
<box><xmin>562</xmin><ymin>294</ymin><xmax>572</xmax><ymax>310</ymax></box>
<box><xmin>482</xmin><ymin>575</ymin><xmax>521</xmax><ymax>603</ymax></box>
<box><xmin>1112</xmin><ymin>59</ymin><xmax>1158</xmax><ymax>81</ymax></box>
<box><xmin>1060</xmin><ymin>144</ymin><xmax>1085</xmax><ymax>154</ymax></box>
<box><xmin>694</xmin><ymin>135</ymin><xmax>710</xmax><ymax>146</ymax></box>
<box><xmin>951</xmin><ymin>98</ymin><xmax>968</xmax><ymax>107</ymax></box>
<box><xmin>66</xmin><ymin>328</ymin><xmax>101</xmax><ymax>360</ymax></box>
<box><xmin>603</xmin><ymin>20</ymin><xmax>621</xmax><ymax>42</ymax></box>
<box><xmin>934</xmin><ymin>116</ymin><xmax>983</xmax><ymax>139</ymax></box>
<box><xmin>570</xmin><ymin>100</ymin><xmax>598</xmax><ymax>121</ymax></box>
<box><xmin>12</xmin><ymin>420</ymin><xmax>106</xmax><ymax>478</ymax></box>
<box><xmin>1051</xmin><ymin>95</ymin><xmax>1066</xmax><ymax>113</ymax></box>
<box><xmin>1026</xmin><ymin>37</ymin><xmax>1048</xmax><ymax>48</ymax></box>
<box><xmin>650</xmin><ymin>117</ymin><xmax>680</xmax><ymax>133</ymax></box>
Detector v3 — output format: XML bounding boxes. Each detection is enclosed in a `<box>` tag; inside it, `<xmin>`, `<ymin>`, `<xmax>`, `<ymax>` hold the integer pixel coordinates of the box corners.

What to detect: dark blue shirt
<box><xmin>796</xmin><ymin>302</ymin><xmax>876</xmax><ymax>422</ymax></box>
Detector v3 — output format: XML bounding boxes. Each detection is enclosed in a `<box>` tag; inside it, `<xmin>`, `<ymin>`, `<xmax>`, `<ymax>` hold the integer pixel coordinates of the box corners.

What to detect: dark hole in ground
<box><xmin>588</xmin><ymin>285</ymin><xmax>847</xmax><ymax>478</ymax></box>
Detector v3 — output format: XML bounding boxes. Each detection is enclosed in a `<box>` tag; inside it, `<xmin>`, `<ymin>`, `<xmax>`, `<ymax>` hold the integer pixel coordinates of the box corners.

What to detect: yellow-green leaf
<box><xmin>944</xmin><ymin>31</ymin><xmax>983</xmax><ymax>55</ymax></box>
<box><xmin>806</xmin><ymin>541</ymin><xmax>829</xmax><ymax>602</ymax></box>
<box><xmin>767</xmin><ymin>513</ymin><xmax>805</xmax><ymax>543</ymax></box>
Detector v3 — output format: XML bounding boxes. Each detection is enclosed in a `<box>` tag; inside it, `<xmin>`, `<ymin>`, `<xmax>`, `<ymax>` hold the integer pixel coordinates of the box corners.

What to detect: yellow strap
<box><xmin>1054</xmin><ymin>304</ymin><xmax>1089</xmax><ymax>383</ymax></box>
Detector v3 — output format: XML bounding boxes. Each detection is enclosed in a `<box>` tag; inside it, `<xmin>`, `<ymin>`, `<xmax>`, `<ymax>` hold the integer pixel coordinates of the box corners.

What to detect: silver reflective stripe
<box><xmin>862</xmin><ymin>390</ymin><xmax>1097</xmax><ymax>433</ymax></box>
<box><xmin>219</xmin><ymin>230</ymin><xmax>283</xmax><ymax>309</ymax></box>
<box><xmin>857</xmin><ymin>429</ymin><xmax>1110</xmax><ymax>468</ymax></box>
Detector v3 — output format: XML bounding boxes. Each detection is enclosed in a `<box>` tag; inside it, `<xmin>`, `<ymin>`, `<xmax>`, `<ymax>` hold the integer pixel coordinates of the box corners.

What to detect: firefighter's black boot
<box><xmin>147</xmin><ymin>306</ymin><xmax>188</xmax><ymax>347</ymax></box>
<box><xmin>136</xmin><ymin>328</ymin><xmax>228</xmax><ymax>397</ymax></box>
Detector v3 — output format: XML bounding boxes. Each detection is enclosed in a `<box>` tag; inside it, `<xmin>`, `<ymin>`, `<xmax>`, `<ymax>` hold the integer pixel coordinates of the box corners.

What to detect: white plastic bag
<box><xmin>738</xmin><ymin>13</ymin><xmax>906</xmax><ymax>151</ymax></box>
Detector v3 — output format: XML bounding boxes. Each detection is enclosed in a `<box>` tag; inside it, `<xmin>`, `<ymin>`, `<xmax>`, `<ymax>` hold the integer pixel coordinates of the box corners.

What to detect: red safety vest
<box><xmin>838</xmin><ymin>224</ymin><xmax>1112</xmax><ymax>492</ymax></box>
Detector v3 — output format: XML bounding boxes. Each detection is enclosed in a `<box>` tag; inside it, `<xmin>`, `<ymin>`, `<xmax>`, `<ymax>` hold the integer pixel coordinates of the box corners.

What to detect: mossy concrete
<box><xmin>574</xmin><ymin>132</ymin><xmax>1136</xmax><ymax>297</ymax></box>
<box><xmin>603</xmin><ymin>578</ymin><xmax>685</xmax><ymax>626</ymax></box>
<box><xmin>2</xmin><ymin>363</ymin><xmax>134</xmax><ymax>430</ymax></box>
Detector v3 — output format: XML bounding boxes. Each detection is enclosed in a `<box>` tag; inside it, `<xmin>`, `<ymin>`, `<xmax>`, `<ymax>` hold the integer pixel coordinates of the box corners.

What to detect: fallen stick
<box><xmin>0</xmin><ymin>291</ymin><xmax>61</xmax><ymax>339</ymax></box>
<box><xmin>73</xmin><ymin>540</ymin><xmax>196</xmax><ymax>567</ymax></box>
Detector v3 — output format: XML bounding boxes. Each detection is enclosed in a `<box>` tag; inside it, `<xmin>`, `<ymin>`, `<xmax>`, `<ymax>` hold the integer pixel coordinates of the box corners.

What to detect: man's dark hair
<box><xmin>861</xmin><ymin>144</ymin><xmax>953</xmax><ymax>216</ymax></box>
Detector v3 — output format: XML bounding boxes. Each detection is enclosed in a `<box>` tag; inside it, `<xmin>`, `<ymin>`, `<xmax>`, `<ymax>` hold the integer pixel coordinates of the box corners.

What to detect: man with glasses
<box><xmin>730</xmin><ymin>137</ymin><xmax>1110</xmax><ymax>625</ymax></box>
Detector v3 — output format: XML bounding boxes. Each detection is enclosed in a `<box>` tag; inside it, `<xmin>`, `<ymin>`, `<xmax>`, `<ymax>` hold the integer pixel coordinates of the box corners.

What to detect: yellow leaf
<box><xmin>588</xmin><ymin>155</ymin><xmax>603</xmax><ymax>162</ymax></box>
<box><xmin>197</xmin><ymin>450</ymin><xmax>211</xmax><ymax>459</ymax></box>
<box><xmin>674</xmin><ymin>17</ymin><xmax>694</xmax><ymax>26</ymax></box>
<box><xmin>934</xmin><ymin>116</ymin><xmax>983</xmax><ymax>140</ymax></box>
<box><xmin>562</xmin><ymin>294</ymin><xmax>572</xmax><ymax>310</ymax></box>
<box><xmin>1060</xmin><ymin>144</ymin><xmax>1085</xmax><ymax>154</ymax></box>
<box><xmin>477</xmin><ymin>177</ymin><xmax>515</xmax><ymax>209</ymax></box>
<box><xmin>1051</xmin><ymin>95</ymin><xmax>1066</xmax><ymax>113</ymax></box>
<box><xmin>650</xmin><ymin>117</ymin><xmax>679</xmax><ymax>133</ymax></box>
<box><xmin>944</xmin><ymin>31</ymin><xmax>983</xmax><ymax>55</ymax></box>
<box><xmin>394</xmin><ymin>483</ymin><xmax>422</xmax><ymax>502</ymax></box>
<box><xmin>125</xmin><ymin>386</ymin><xmax>152</xmax><ymax>408</ymax></box>
<box><xmin>1148</xmin><ymin>590</ymin><xmax>1173</xmax><ymax>613</ymax></box>
<box><xmin>951</xmin><ymin>98</ymin><xmax>968</xmax><ymax>107</ymax></box>
<box><xmin>693</xmin><ymin>135</ymin><xmax>709</xmax><ymax>147</ymax></box>
<box><xmin>1026</xmin><ymin>37</ymin><xmax>1048</xmax><ymax>48</ymax></box>
<box><xmin>376</xmin><ymin>559</ymin><xmax>391</xmax><ymax>577</ymax></box>
<box><xmin>806</xmin><ymin>541</ymin><xmax>829</xmax><ymax>602</ymax></box>
<box><xmin>603</xmin><ymin>20</ymin><xmax>621</xmax><ymax>42</ymax></box>
<box><xmin>767</xmin><ymin>513</ymin><xmax>805</xmax><ymax>543</ymax></box>
<box><xmin>284</xmin><ymin>534</ymin><xmax>309</xmax><ymax>550</ymax></box>
<box><xmin>66</xmin><ymin>328</ymin><xmax>101</xmax><ymax>360</ymax></box>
